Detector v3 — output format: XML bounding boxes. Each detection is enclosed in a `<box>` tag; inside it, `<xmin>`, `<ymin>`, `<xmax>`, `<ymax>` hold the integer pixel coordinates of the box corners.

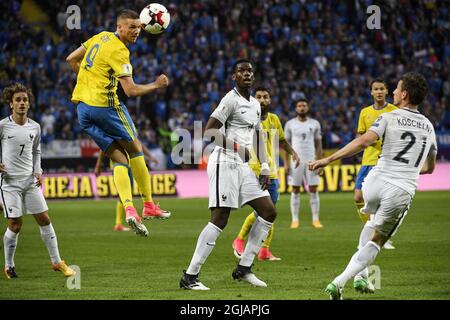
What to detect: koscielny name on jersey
<box><xmin>397</xmin><ymin>117</ymin><xmax>433</xmax><ymax>134</ymax></box>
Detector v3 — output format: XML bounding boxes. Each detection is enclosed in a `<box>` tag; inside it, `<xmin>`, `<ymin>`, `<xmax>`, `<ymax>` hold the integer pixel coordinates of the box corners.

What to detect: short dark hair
<box><xmin>295</xmin><ymin>98</ymin><xmax>309</xmax><ymax>106</ymax></box>
<box><xmin>254</xmin><ymin>86</ymin><xmax>270</xmax><ymax>95</ymax></box>
<box><xmin>2</xmin><ymin>83</ymin><xmax>34</xmax><ymax>106</ymax></box>
<box><xmin>400</xmin><ymin>72</ymin><xmax>428</xmax><ymax>105</ymax></box>
<box><xmin>369</xmin><ymin>78</ymin><xmax>388</xmax><ymax>90</ymax></box>
<box><xmin>232</xmin><ymin>59</ymin><xmax>253</xmax><ymax>73</ymax></box>
<box><xmin>117</xmin><ymin>9</ymin><xmax>139</xmax><ymax>21</ymax></box>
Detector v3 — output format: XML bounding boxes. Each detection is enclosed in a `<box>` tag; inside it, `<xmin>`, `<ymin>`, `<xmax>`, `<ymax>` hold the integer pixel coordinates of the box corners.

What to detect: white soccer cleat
<box><xmin>180</xmin><ymin>271</ymin><xmax>210</xmax><ymax>291</ymax></box>
<box><xmin>240</xmin><ymin>273</ymin><xmax>267</xmax><ymax>287</ymax></box>
<box><xmin>232</xmin><ymin>265</ymin><xmax>267</xmax><ymax>287</ymax></box>
<box><xmin>383</xmin><ymin>240</ymin><xmax>395</xmax><ymax>250</ymax></box>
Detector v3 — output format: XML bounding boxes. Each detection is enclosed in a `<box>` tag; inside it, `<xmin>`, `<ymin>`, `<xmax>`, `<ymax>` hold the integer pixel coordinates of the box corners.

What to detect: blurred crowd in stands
<box><xmin>1</xmin><ymin>0</ymin><xmax>449</xmax><ymax>169</ymax></box>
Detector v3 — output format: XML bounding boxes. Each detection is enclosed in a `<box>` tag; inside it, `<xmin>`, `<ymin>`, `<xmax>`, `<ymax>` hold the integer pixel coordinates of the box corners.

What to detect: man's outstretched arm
<box><xmin>66</xmin><ymin>46</ymin><xmax>86</xmax><ymax>75</ymax></box>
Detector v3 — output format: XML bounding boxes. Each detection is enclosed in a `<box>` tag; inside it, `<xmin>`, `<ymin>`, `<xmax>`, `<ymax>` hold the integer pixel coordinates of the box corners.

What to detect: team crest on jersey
<box><xmin>372</xmin><ymin>116</ymin><xmax>383</xmax><ymax>127</ymax></box>
<box><xmin>220</xmin><ymin>105</ymin><xmax>228</xmax><ymax>114</ymax></box>
<box><xmin>221</xmin><ymin>194</ymin><xmax>227</xmax><ymax>201</ymax></box>
<box><xmin>122</xmin><ymin>64</ymin><xmax>132</xmax><ymax>74</ymax></box>
<box><xmin>29</xmin><ymin>134</ymin><xmax>34</xmax><ymax>140</ymax></box>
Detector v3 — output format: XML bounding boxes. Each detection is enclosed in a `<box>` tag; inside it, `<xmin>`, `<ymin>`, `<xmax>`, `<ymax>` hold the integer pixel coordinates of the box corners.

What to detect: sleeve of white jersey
<box><xmin>368</xmin><ymin>114</ymin><xmax>388</xmax><ymax>139</ymax></box>
<box><xmin>430</xmin><ymin>129</ymin><xmax>438</xmax><ymax>154</ymax></box>
<box><xmin>284</xmin><ymin>121</ymin><xmax>291</xmax><ymax>142</ymax></box>
<box><xmin>33</xmin><ymin>124</ymin><xmax>43</xmax><ymax>175</ymax></box>
<box><xmin>315</xmin><ymin>120</ymin><xmax>322</xmax><ymax>139</ymax></box>
<box><xmin>210</xmin><ymin>94</ymin><xmax>235</xmax><ymax>125</ymax></box>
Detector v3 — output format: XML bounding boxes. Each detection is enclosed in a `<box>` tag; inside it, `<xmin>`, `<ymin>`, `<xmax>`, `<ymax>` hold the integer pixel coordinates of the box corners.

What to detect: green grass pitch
<box><xmin>1</xmin><ymin>191</ymin><xmax>449</xmax><ymax>300</ymax></box>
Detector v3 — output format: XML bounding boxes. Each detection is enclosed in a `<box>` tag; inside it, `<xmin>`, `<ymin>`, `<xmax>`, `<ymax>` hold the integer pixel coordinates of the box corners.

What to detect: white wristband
<box><xmin>260</xmin><ymin>162</ymin><xmax>270</xmax><ymax>175</ymax></box>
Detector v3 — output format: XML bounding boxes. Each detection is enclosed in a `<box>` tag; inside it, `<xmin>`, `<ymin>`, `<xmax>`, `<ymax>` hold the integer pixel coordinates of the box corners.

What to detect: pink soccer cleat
<box><xmin>142</xmin><ymin>202</ymin><xmax>171</xmax><ymax>220</ymax></box>
<box><xmin>258</xmin><ymin>247</ymin><xmax>281</xmax><ymax>261</ymax></box>
<box><xmin>125</xmin><ymin>206</ymin><xmax>148</xmax><ymax>237</ymax></box>
<box><xmin>232</xmin><ymin>237</ymin><xmax>245</xmax><ymax>259</ymax></box>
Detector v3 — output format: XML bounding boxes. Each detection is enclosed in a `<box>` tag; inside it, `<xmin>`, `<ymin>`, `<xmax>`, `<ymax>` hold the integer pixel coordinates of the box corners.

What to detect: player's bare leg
<box><xmin>232</xmin><ymin>196</ymin><xmax>276</xmax><ymax>287</ymax></box>
<box><xmin>118</xmin><ymin>139</ymin><xmax>171</xmax><ymax>219</ymax></box>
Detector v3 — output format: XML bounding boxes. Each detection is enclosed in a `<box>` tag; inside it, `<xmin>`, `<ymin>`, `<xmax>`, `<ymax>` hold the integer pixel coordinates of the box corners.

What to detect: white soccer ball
<box><xmin>140</xmin><ymin>3</ymin><xmax>170</xmax><ymax>34</ymax></box>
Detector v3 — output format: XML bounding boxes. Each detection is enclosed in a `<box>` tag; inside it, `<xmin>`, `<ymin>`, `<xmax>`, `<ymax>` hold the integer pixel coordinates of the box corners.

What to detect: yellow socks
<box><xmin>113</xmin><ymin>163</ymin><xmax>133</xmax><ymax>209</ymax></box>
<box><xmin>116</xmin><ymin>201</ymin><xmax>125</xmax><ymax>225</ymax></box>
<box><xmin>262</xmin><ymin>224</ymin><xmax>274</xmax><ymax>248</ymax></box>
<box><xmin>238</xmin><ymin>211</ymin><xmax>275</xmax><ymax>249</ymax></box>
<box><xmin>238</xmin><ymin>212</ymin><xmax>257</xmax><ymax>240</ymax></box>
<box><xmin>130</xmin><ymin>153</ymin><xmax>153</xmax><ymax>203</ymax></box>
<box><xmin>355</xmin><ymin>201</ymin><xmax>369</xmax><ymax>223</ymax></box>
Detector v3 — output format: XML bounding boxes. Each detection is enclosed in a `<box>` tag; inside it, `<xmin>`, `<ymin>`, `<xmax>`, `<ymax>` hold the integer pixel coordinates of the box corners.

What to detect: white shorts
<box><xmin>0</xmin><ymin>175</ymin><xmax>48</xmax><ymax>218</ymax></box>
<box><xmin>207</xmin><ymin>160</ymin><xmax>269</xmax><ymax>209</ymax></box>
<box><xmin>289</xmin><ymin>161</ymin><xmax>320</xmax><ymax>187</ymax></box>
<box><xmin>361</xmin><ymin>173</ymin><xmax>412</xmax><ymax>237</ymax></box>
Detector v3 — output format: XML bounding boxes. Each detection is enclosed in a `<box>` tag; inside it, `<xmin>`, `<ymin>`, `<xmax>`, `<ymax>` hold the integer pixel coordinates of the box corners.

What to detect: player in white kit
<box><xmin>284</xmin><ymin>99</ymin><xmax>324</xmax><ymax>228</ymax></box>
<box><xmin>309</xmin><ymin>72</ymin><xmax>437</xmax><ymax>299</ymax></box>
<box><xmin>0</xmin><ymin>83</ymin><xmax>76</xmax><ymax>278</ymax></box>
<box><xmin>180</xmin><ymin>60</ymin><xmax>276</xmax><ymax>290</ymax></box>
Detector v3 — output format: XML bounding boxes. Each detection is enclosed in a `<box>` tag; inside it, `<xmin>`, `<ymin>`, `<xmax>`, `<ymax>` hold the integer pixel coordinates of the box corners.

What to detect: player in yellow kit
<box><xmin>232</xmin><ymin>87</ymin><xmax>300</xmax><ymax>261</ymax></box>
<box><xmin>355</xmin><ymin>79</ymin><xmax>397</xmax><ymax>222</ymax></box>
<box><xmin>351</xmin><ymin>78</ymin><xmax>397</xmax><ymax>294</ymax></box>
<box><xmin>66</xmin><ymin>9</ymin><xmax>170</xmax><ymax>237</ymax></box>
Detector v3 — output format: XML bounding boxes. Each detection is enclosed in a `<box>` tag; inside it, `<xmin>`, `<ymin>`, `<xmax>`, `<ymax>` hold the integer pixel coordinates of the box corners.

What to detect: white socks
<box><xmin>240</xmin><ymin>216</ymin><xmax>273</xmax><ymax>267</ymax></box>
<box><xmin>334</xmin><ymin>241</ymin><xmax>381</xmax><ymax>288</ymax></box>
<box><xmin>354</xmin><ymin>219</ymin><xmax>375</xmax><ymax>280</ymax></box>
<box><xmin>290</xmin><ymin>192</ymin><xmax>300</xmax><ymax>222</ymax></box>
<box><xmin>186</xmin><ymin>222</ymin><xmax>222</xmax><ymax>275</ymax></box>
<box><xmin>309</xmin><ymin>192</ymin><xmax>320</xmax><ymax>221</ymax></box>
<box><xmin>39</xmin><ymin>224</ymin><xmax>61</xmax><ymax>264</ymax></box>
<box><xmin>291</xmin><ymin>192</ymin><xmax>321</xmax><ymax>222</ymax></box>
<box><xmin>4</xmin><ymin>228</ymin><xmax>18</xmax><ymax>268</ymax></box>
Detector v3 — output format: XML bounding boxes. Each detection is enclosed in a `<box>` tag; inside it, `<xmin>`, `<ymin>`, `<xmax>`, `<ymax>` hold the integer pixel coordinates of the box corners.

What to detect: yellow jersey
<box><xmin>71</xmin><ymin>31</ymin><xmax>133</xmax><ymax>107</ymax></box>
<box><xmin>357</xmin><ymin>103</ymin><xmax>397</xmax><ymax>165</ymax></box>
<box><xmin>250</xmin><ymin>112</ymin><xmax>285</xmax><ymax>179</ymax></box>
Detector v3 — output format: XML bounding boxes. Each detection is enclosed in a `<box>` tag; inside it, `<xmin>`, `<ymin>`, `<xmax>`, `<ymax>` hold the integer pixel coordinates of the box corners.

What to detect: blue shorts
<box><xmin>267</xmin><ymin>179</ymin><xmax>280</xmax><ymax>205</ymax></box>
<box><xmin>254</xmin><ymin>179</ymin><xmax>279</xmax><ymax>217</ymax></box>
<box><xmin>355</xmin><ymin>165</ymin><xmax>374</xmax><ymax>190</ymax></box>
<box><xmin>77</xmin><ymin>102</ymin><xmax>137</xmax><ymax>152</ymax></box>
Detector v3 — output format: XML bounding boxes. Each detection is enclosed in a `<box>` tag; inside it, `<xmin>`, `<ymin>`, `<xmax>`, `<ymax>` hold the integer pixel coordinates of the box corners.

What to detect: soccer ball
<box><xmin>140</xmin><ymin>3</ymin><xmax>170</xmax><ymax>34</ymax></box>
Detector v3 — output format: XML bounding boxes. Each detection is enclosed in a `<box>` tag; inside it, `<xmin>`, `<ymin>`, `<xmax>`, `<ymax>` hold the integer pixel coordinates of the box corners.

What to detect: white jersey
<box><xmin>369</xmin><ymin>108</ymin><xmax>437</xmax><ymax>196</ymax></box>
<box><xmin>0</xmin><ymin>116</ymin><xmax>42</xmax><ymax>177</ymax></box>
<box><xmin>284</xmin><ymin>117</ymin><xmax>321</xmax><ymax>161</ymax></box>
<box><xmin>209</xmin><ymin>88</ymin><xmax>261</xmax><ymax>164</ymax></box>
